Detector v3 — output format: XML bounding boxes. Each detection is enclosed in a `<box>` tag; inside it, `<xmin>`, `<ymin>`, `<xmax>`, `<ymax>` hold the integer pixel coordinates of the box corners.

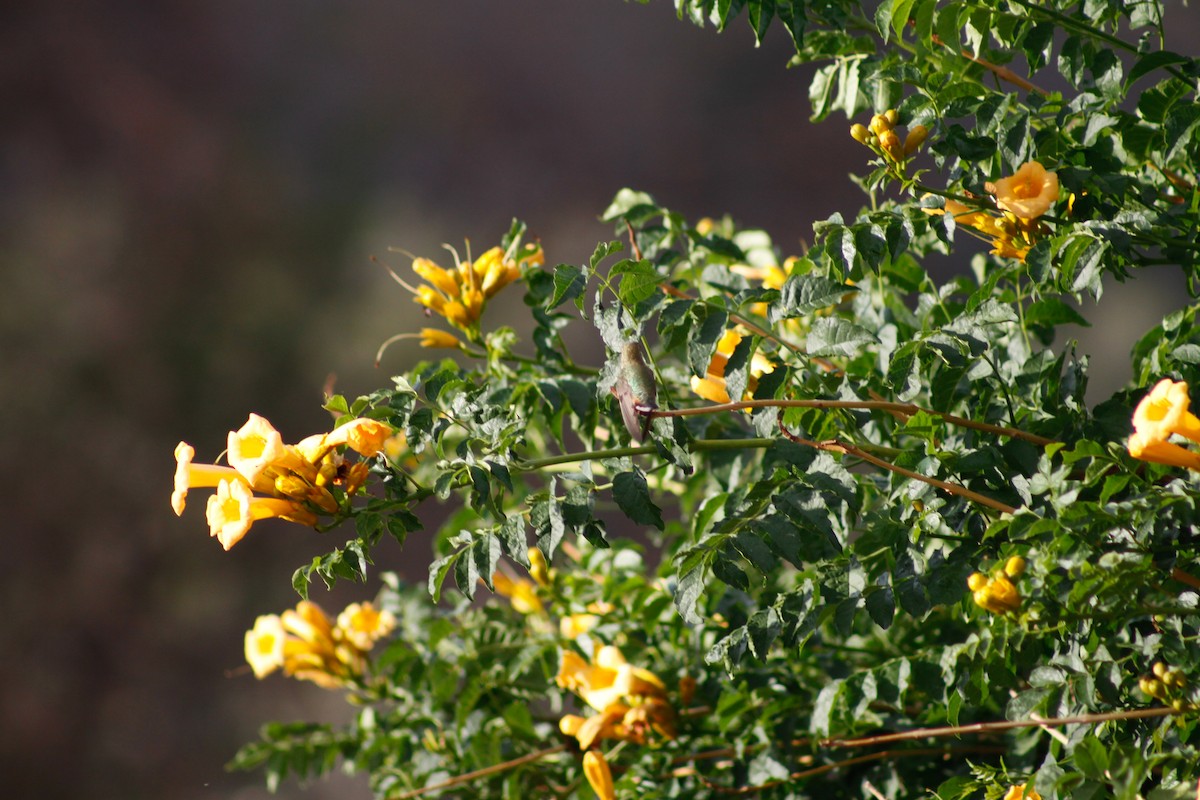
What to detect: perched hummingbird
<box><xmin>610</xmin><ymin>341</ymin><xmax>657</xmax><ymax>442</ymax></box>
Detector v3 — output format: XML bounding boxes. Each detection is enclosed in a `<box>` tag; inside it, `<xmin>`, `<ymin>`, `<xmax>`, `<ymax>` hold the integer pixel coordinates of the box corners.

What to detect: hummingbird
<box><xmin>610</xmin><ymin>340</ymin><xmax>657</xmax><ymax>442</ymax></box>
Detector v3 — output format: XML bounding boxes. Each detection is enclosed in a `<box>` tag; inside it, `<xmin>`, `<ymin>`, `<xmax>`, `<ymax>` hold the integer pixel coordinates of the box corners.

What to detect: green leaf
<box><xmin>1128</xmin><ymin>50</ymin><xmax>1193</xmax><ymax>85</ymax></box>
<box><xmin>612</xmin><ymin>259</ymin><xmax>662</xmax><ymax>308</ymax></box>
<box><xmin>549</xmin><ymin>263</ymin><xmax>587</xmax><ymax>310</ymax></box>
<box><xmin>612</xmin><ymin>469</ymin><xmax>665</xmax><ymax>530</ymax></box>
<box><xmin>768</xmin><ymin>274</ymin><xmax>855</xmax><ymax>322</ymax></box>
<box><xmin>1024</xmin><ymin>298</ymin><xmax>1090</xmax><ymax>328</ymax></box>
<box><xmin>806</xmin><ymin>317</ymin><xmax>877</xmax><ymax>357</ymax></box>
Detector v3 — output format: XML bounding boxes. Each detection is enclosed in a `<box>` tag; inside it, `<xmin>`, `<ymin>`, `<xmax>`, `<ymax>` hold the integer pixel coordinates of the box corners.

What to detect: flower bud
<box><xmin>879</xmin><ymin>129</ymin><xmax>903</xmax><ymax>161</ymax></box>
<box><xmin>1153</xmin><ymin>661</ymin><xmax>1169</xmax><ymax>680</ymax></box>
<box><xmin>583</xmin><ymin>751</ymin><xmax>615</xmax><ymax>800</ymax></box>
<box><xmin>869</xmin><ymin>113</ymin><xmax>891</xmax><ymax>136</ymax></box>
<box><xmin>884</xmin><ymin>108</ymin><xmax>899</xmax><ymax>126</ymax></box>
<box><xmin>528</xmin><ymin>546</ymin><xmax>551</xmax><ymax>587</ymax></box>
<box><xmin>850</xmin><ymin>123</ymin><xmax>870</xmax><ymax>144</ymax></box>
<box><xmin>1003</xmin><ymin>556</ymin><xmax>1027</xmax><ymax>579</ymax></box>
<box><xmin>419</xmin><ymin>327</ymin><xmax>463</xmax><ymax>349</ymax></box>
<box><xmin>903</xmin><ymin>124</ymin><xmax>928</xmax><ymax>156</ymax></box>
<box><xmin>1140</xmin><ymin>676</ymin><xmax>1163</xmax><ymax>698</ymax></box>
<box><xmin>559</xmin><ymin>714</ymin><xmax>585</xmax><ymax>737</ymax></box>
<box><xmin>967</xmin><ymin>572</ymin><xmax>989</xmax><ymax>592</ymax></box>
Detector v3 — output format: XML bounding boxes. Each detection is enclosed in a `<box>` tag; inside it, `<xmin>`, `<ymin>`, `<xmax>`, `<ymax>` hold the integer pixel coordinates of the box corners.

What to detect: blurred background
<box><xmin>2</xmin><ymin>1</ymin><xmax>1192</xmax><ymax>798</ymax></box>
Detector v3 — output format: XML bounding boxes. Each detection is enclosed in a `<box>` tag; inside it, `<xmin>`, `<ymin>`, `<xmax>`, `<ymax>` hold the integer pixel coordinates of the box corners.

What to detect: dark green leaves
<box><xmin>612</xmin><ymin>469</ymin><xmax>664</xmax><ymax>530</ymax></box>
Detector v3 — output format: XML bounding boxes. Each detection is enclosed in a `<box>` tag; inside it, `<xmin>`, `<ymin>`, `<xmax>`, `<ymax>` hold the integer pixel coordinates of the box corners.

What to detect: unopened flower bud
<box><xmin>850</xmin><ymin>123</ymin><xmax>870</xmax><ymax>144</ymax></box>
<box><xmin>884</xmin><ymin>108</ymin><xmax>899</xmax><ymax>126</ymax></box>
<box><xmin>1153</xmin><ymin>661</ymin><xmax>1169</xmax><ymax>680</ymax></box>
<box><xmin>528</xmin><ymin>546</ymin><xmax>551</xmax><ymax>587</ymax></box>
<box><xmin>1003</xmin><ymin>556</ymin><xmax>1027</xmax><ymax>579</ymax></box>
<box><xmin>583</xmin><ymin>751</ymin><xmax>615</xmax><ymax>800</ymax></box>
<box><xmin>559</xmin><ymin>714</ymin><xmax>585</xmax><ymax>737</ymax></box>
<box><xmin>419</xmin><ymin>327</ymin><xmax>463</xmax><ymax>349</ymax></box>
<box><xmin>869</xmin><ymin>113</ymin><xmax>891</xmax><ymax>137</ymax></box>
<box><xmin>880</xmin><ymin>129</ymin><xmax>904</xmax><ymax>161</ymax></box>
<box><xmin>967</xmin><ymin>572</ymin><xmax>989</xmax><ymax>592</ymax></box>
<box><xmin>1140</xmin><ymin>676</ymin><xmax>1162</xmax><ymax>698</ymax></box>
<box><xmin>903</xmin><ymin>124</ymin><xmax>928</xmax><ymax>156</ymax></box>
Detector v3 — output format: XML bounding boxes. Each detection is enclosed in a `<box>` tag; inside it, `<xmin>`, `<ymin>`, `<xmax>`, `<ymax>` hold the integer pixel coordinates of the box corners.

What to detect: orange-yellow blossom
<box><xmin>280</xmin><ymin>600</ymin><xmax>364</xmax><ymax>688</ymax></box>
<box><xmin>1127</xmin><ymin>379</ymin><xmax>1200</xmax><ymax>470</ymax></box>
<box><xmin>205</xmin><ymin>478</ymin><xmax>317</xmax><ymax>550</ymax></box>
<box><xmin>245</xmin><ymin>600</ymin><xmax>390</xmax><ymax>689</ymax></box>
<box><xmin>969</xmin><ymin>571</ymin><xmax>1021</xmax><ymax>614</ymax></box>
<box><xmin>582</xmin><ymin>751</ymin><xmax>615</xmax><ymax>800</ymax></box>
<box><xmin>324</xmin><ymin>417</ymin><xmax>395</xmax><ymax>458</ymax></box>
<box><xmin>406</xmin><ymin>243</ymin><xmax>541</xmax><ymax>332</ymax></box>
<box><xmin>172</xmin><ymin>441</ymin><xmax>259</xmax><ymax>516</ymax></box>
<box><xmin>227</xmin><ymin>413</ymin><xmax>318</xmax><ymax>484</ymax></box>
<box><xmin>557</xmin><ymin>645</ymin><xmax>668</xmax><ymax>713</ymax></box>
<box><xmin>1133</xmin><ymin>379</ymin><xmax>1200</xmax><ymax>444</ymax></box>
<box><xmin>493</xmin><ymin>571</ymin><xmax>545</xmax><ymax>615</ymax></box>
<box><xmin>925</xmin><ymin>199</ymin><xmax>1031</xmax><ymax>262</ymax></box>
<box><xmin>336</xmin><ymin>602</ymin><xmax>396</xmax><ymax>651</ymax></box>
<box><xmin>1127</xmin><ymin>431</ymin><xmax>1200</xmax><ymax>470</ymax></box>
<box><xmin>1003</xmin><ymin>785</ymin><xmax>1041</xmax><ymax>800</ymax></box>
<box><xmin>245</xmin><ymin>614</ymin><xmax>287</xmax><ymax>678</ymax></box>
<box><xmin>988</xmin><ymin>161</ymin><xmax>1059</xmax><ymax>220</ymax></box>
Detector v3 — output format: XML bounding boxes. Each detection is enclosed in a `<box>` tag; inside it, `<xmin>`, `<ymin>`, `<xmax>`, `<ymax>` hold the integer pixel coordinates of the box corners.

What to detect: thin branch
<box><xmin>776</xmin><ymin>415</ymin><xmax>1018</xmax><ymax>514</ymax></box>
<box><xmin>686</xmin><ymin>746</ymin><xmax>1006</xmax><ymax>795</ymax></box>
<box><xmin>822</xmin><ymin>706</ymin><xmax>1180</xmax><ymax>749</ymax></box>
<box><xmin>386</xmin><ymin>744</ymin><xmax>568</xmax><ymax>799</ymax></box>
<box><xmin>654</xmin><ymin>397</ymin><xmax>1053</xmax><ymax>446</ymax></box>
<box><xmin>1170</xmin><ymin>567</ymin><xmax>1200</xmax><ymax>591</ymax></box>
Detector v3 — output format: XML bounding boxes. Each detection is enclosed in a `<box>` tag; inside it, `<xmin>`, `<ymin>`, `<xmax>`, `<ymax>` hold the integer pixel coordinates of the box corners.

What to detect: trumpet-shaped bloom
<box><xmin>227</xmin><ymin>414</ymin><xmax>317</xmax><ymax>483</ymax></box>
<box><xmin>1132</xmin><ymin>379</ymin><xmax>1200</xmax><ymax>444</ymax></box>
<box><xmin>336</xmin><ymin>602</ymin><xmax>396</xmax><ymax>651</ymax></box>
<box><xmin>1127</xmin><ymin>431</ymin><xmax>1200</xmax><ymax>470</ymax></box>
<box><xmin>492</xmin><ymin>571</ymin><xmax>545</xmax><ymax>615</ymax></box>
<box><xmin>989</xmin><ymin>161</ymin><xmax>1059</xmax><ymax>220</ymax></box>
<box><xmin>205</xmin><ymin>478</ymin><xmax>317</xmax><ymax>550</ymax></box>
<box><xmin>324</xmin><ymin>417</ymin><xmax>395</xmax><ymax>458</ymax></box>
<box><xmin>244</xmin><ymin>614</ymin><xmax>287</xmax><ymax>678</ymax></box>
<box><xmin>172</xmin><ymin>441</ymin><xmax>247</xmax><ymax>516</ymax></box>
<box><xmin>557</xmin><ymin>646</ymin><xmax>667</xmax><ymax>713</ymax></box>
<box><xmin>924</xmin><ymin>199</ymin><xmax>1032</xmax><ymax>262</ymax></box>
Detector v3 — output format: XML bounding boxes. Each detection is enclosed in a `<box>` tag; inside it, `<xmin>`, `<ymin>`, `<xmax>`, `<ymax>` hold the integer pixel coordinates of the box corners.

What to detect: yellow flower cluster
<box><xmin>1128</xmin><ymin>378</ymin><xmax>1200</xmax><ymax>471</ymax></box>
<box><xmin>923</xmin><ymin>161</ymin><xmax>1059</xmax><ymax>263</ymax></box>
<box><xmin>690</xmin><ymin>328</ymin><xmax>776</xmax><ymax>404</ymax></box>
<box><xmin>244</xmin><ymin>599</ymin><xmax>396</xmax><ymax>689</ymax></box>
<box><xmin>557</xmin><ymin>645</ymin><xmax>676</xmax><ymax>800</ymax></box>
<box><xmin>850</xmin><ymin>108</ymin><xmax>928</xmax><ymax>163</ymax></box>
<box><xmin>1003</xmin><ymin>784</ymin><xmax>1042</xmax><ymax>800</ymax></box>
<box><xmin>404</xmin><ymin>241</ymin><xmax>543</xmax><ymax>337</ymax></box>
<box><xmin>173</xmin><ymin>413</ymin><xmax>394</xmax><ymax>550</ymax></box>
<box><xmin>967</xmin><ymin>556</ymin><xmax>1026</xmax><ymax>615</ymax></box>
